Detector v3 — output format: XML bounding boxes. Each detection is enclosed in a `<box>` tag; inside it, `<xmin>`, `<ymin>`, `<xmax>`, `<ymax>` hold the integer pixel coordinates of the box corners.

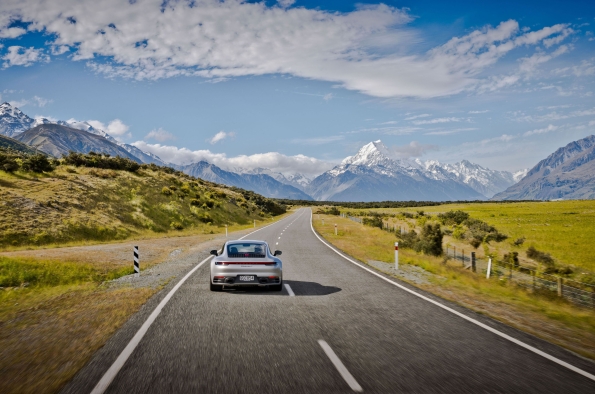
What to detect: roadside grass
<box><xmin>0</xmin><ymin>256</ymin><xmax>156</xmax><ymax>394</ymax></box>
<box><xmin>341</xmin><ymin>201</ymin><xmax>595</xmax><ymax>274</ymax></box>
<box><xmin>314</xmin><ymin>214</ymin><xmax>595</xmax><ymax>359</ymax></box>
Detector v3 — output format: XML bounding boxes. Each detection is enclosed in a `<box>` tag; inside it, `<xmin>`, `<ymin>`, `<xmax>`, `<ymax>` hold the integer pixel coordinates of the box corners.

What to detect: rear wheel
<box><xmin>210</xmin><ymin>281</ymin><xmax>223</xmax><ymax>292</ymax></box>
<box><xmin>270</xmin><ymin>282</ymin><xmax>283</xmax><ymax>292</ymax></box>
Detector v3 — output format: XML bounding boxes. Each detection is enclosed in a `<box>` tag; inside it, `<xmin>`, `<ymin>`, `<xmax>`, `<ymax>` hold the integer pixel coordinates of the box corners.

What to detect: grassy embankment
<box><xmin>0</xmin><ymin>157</ymin><xmax>289</xmax><ymax>394</ymax></box>
<box><xmin>313</xmin><ymin>200</ymin><xmax>595</xmax><ymax>359</ymax></box>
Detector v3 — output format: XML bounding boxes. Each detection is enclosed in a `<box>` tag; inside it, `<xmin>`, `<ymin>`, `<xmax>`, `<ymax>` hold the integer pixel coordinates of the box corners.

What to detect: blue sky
<box><xmin>1</xmin><ymin>0</ymin><xmax>594</xmax><ymax>175</ymax></box>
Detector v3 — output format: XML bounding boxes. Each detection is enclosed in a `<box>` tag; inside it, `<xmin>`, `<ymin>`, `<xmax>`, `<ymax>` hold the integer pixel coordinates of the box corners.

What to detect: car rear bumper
<box><xmin>210</xmin><ymin>266</ymin><xmax>282</xmax><ymax>286</ymax></box>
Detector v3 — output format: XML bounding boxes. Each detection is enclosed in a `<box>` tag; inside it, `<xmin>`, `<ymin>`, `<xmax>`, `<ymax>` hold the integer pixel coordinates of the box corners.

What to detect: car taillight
<box><xmin>268</xmin><ymin>276</ymin><xmax>279</xmax><ymax>279</ymax></box>
<box><xmin>214</xmin><ymin>276</ymin><xmax>225</xmax><ymax>279</ymax></box>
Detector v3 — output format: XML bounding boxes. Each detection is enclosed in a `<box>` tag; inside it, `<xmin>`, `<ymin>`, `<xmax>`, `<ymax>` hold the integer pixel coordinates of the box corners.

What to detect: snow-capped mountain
<box><xmin>419</xmin><ymin>159</ymin><xmax>522</xmax><ymax>198</ymax></box>
<box><xmin>493</xmin><ymin>135</ymin><xmax>595</xmax><ymax>201</ymax></box>
<box><xmin>306</xmin><ymin>140</ymin><xmax>521</xmax><ymax>201</ymax></box>
<box><xmin>235</xmin><ymin>167</ymin><xmax>313</xmax><ymax>192</ymax></box>
<box><xmin>0</xmin><ymin>102</ymin><xmax>36</xmax><ymax>137</ymax></box>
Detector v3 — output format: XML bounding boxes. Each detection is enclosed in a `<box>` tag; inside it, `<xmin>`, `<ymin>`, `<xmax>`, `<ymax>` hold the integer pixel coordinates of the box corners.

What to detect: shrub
<box><xmin>190</xmin><ymin>198</ymin><xmax>201</xmax><ymax>206</ymax></box>
<box><xmin>397</xmin><ymin>223</ymin><xmax>443</xmax><ymax>256</ymax></box>
<box><xmin>526</xmin><ymin>246</ymin><xmax>554</xmax><ymax>267</ymax></box>
<box><xmin>170</xmin><ymin>221</ymin><xmax>184</xmax><ymax>230</ymax></box>
<box><xmin>437</xmin><ymin>210</ymin><xmax>470</xmax><ymax>225</ymax></box>
<box><xmin>503</xmin><ymin>251</ymin><xmax>519</xmax><ymax>268</ymax></box>
<box><xmin>513</xmin><ymin>237</ymin><xmax>526</xmax><ymax>246</ymax></box>
<box><xmin>161</xmin><ymin>187</ymin><xmax>173</xmax><ymax>196</ymax></box>
<box><xmin>363</xmin><ymin>216</ymin><xmax>383</xmax><ymax>229</ymax></box>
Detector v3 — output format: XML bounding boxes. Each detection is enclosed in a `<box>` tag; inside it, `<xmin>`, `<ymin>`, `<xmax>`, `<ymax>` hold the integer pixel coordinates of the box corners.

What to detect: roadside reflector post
<box><xmin>394</xmin><ymin>242</ymin><xmax>399</xmax><ymax>270</ymax></box>
<box><xmin>322</xmin><ymin>219</ymin><xmax>324</xmax><ymax>225</ymax></box>
<box><xmin>462</xmin><ymin>249</ymin><xmax>465</xmax><ymax>267</ymax></box>
<box><xmin>225</xmin><ymin>224</ymin><xmax>228</xmax><ymax>237</ymax></box>
<box><xmin>335</xmin><ymin>224</ymin><xmax>337</xmax><ymax>236</ymax></box>
<box><xmin>486</xmin><ymin>258</ymin><xmax>492</xmax><ymax>279</ymax></box>
<box><xmin>134</xmin><ymin>246</ymin><xmax>139</xmax><ymax>278</ymax></box>
<box><xmin>471</xmin><ymin>252</ymin><xmax>476</xmax><ymax>273</ymax></box>
<box><xmin>254</xmin><ymin>219</ymin><xmax>256</xmax><ymax>228</ymax></box>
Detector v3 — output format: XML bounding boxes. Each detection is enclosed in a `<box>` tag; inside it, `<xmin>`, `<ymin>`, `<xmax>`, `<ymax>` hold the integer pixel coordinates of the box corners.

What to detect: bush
<box><xmin>190</xmin><ymin>198</ymin><xmax>201</xmax><ymax>206</ymax></box>
<box><xmin>161</xmin><ymin>187</ymin><xmax>173</xmax><ymax>196</ymax></box>
<box><xmin>437</xmin><ymin>210</ymin><xmax>469</xmax><ymax>225</ymax></box>
<box><xmin>513</xmin><ymin>237</ymin><xmax>526</xmax><ymax>246</ymax></box>
<box><xmin>503</xmin><ymin>251</ymin><xmax>519</xmax><ymax>268</ymax></box>
<box><xmin>62</xmin><ymin>151</ymin><xmax>140</xmax><ymax>172</ymax></box>
<box><xmin>363</xmin><ymin>216</ymin><xmax>383</xmax><ymax>229</ymax></box>
<box><xmin>21</xmin><ymin>154</ymin><xmax>54</xmax><ymax>173</ymax></box>
<box><xmin>397</xmin><ymin>223</ymin><xmax>443</xmax><ymax>256</ymax></box>
<box><xmin>526</xmin><ymin>246</ymin><xmax>554</xmax><ymax>267</ymax></box>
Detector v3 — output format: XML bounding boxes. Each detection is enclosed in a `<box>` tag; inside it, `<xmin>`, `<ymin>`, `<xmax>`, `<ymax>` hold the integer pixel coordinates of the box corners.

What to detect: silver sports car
<box><xmin>210</xmin><ymin>240</ymin><xmax>283</xmax><ymax>291</ymax></box>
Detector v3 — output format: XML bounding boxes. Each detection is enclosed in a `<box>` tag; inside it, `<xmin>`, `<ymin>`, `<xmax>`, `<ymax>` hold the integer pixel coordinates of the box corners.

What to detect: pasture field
<box><xmin>313</xmin><ymin>212</ymin><xmax>595</xmax><ymax>360</ymax></box>
<box><xmin>341</xmin><ymin>200</ymin><xmax>595</xmax><ymax>274</ymax></box>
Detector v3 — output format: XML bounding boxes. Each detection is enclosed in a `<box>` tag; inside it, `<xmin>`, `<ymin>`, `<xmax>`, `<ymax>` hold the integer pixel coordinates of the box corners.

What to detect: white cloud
<box><xmin>412</xmin><ymin>117</ymin><xmax>466</xmax><ymax>125</ymax></box>
<box><xmin>131</xmin><ymin>141</ymin><xmax>333</xmax><ymax>176</ymax></box>
<box><xmin>277</xmin><ymin>0</ymin><xmax>296</xmax><ymax>9</ymax></box>
<box><xmin>0</xmin><ymin>1</ymin><xmax>575</xmax><ymax>98</ymax></box>
<box><xmin>0</xmin><ymin>26</ymin><xmax>25</xmax><ymax>38</ymax></box>
<box><xmin>404</xmin><ymin>114</ymin><xmax>431</xmax><ymax>120</ymax></box>
<box><xmin>424</xmin><ymin>128</ymin><xmax>477</xmax><ymax>136</ymax></box>
<box><xmin>145</xmin><ymin>128</ymin><xmax>175</xmax><ymax>142</ymax></box>
<box><xmin>524</xmin><ymin>124</ymin><xmax>558</xmax><ymax>137</ymax></box>
<box><xmin>391</xmin><ymin>141</ymin><xmax>438</xmax><ymax>159</ymax></box>
<box><xmin>513</xmin><ymin>107</ymin><xmax>595</xmax><ymax>122</ymax></box>
<box><xmin>2</xmin><ymin>46</ymin><xmax>49</xmax><ymax>68</ymax></box>
<box><xmin>7</xmin><ymin>95</ymin><xmax>52</xmax><ymax>108</ymax></box>
<box><xmin>87</xmin><ymin>119</ymin><xmax>130</xmax><ymax>137</ymax></box>
<box><xmin>468</xmin><ymin>110</ymin><xmax>489</xmax><ymax>114</ymax></box>
<box><xmin>323</xmin><ymin>93</ymin><xmax>334</xmax><ymax>102</ymax></box>
<box><xmin>290</xmin><ymin>135</ymin><xmax>344</xmax><ymax>145</ymax></box>
<box><xmin>208</xmin><ymin>131</ymin><xmax>235</xmax><ymax>145</ymax></box>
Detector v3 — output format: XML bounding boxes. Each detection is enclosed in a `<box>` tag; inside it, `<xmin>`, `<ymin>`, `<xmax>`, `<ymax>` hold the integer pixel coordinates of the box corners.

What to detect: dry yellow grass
<box><xmin>313</xmin><ymin>214</ymin><xmax>595</xmax><ymax>359</ymax></box>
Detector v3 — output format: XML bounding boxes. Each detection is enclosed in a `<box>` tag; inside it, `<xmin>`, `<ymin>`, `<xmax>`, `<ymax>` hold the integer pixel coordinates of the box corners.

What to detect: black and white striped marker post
<box><xmin>134</xmin><ymin>246</ymin><xmax>139</xmax><ymax>278</ymax></box>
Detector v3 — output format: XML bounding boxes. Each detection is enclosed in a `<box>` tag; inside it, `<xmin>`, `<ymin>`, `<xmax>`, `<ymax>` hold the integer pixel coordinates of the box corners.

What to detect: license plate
<box><xmin>238</xmin><ymin>275</ymin><xmax>255</xmax><ymax>282</ymax></box>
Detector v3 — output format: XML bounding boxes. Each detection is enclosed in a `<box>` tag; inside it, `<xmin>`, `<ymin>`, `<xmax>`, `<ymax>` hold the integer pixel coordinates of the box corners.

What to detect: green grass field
<box><xmin>342</xmin><ymin>200</ymin><xmax>595</xmax><ymax>274</ymax></box>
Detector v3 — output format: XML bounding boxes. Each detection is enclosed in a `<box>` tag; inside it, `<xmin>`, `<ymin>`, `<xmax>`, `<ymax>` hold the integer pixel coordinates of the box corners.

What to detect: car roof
<box><xmin>226</xmin><ymin>240</ymin><xmax>267</xmax><ymax>245</ymax></box>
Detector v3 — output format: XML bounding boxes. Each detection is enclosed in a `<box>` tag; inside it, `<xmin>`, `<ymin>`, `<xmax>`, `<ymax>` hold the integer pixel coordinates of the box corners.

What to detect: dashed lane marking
<box><xmin>318</xmin><ymin>340</ymin><xmax>363</xmax><ymax>392</ymax></box>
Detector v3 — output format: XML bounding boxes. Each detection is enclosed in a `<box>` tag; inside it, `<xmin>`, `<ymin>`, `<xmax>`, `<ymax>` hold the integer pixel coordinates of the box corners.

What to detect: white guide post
<box><xmin>486</xmin><ymin>258</ymin><xmax>492</xmax><ymax>279</ymax></box>
<box><xmin>335</xmin><ymin>224</ymin><xmax>337</xmax><ymax>235</ymax></box>
<box><xmin>254</xmin><ymin>219</ymin><xmax>256</xmax><ymax>228</ymax></box>
<box><xmin>322</xmin><ymin>219</ymin><xmax>324</xmax><ymax>225</ymax></box>
<box><xmin>133</xmin><ymin>246</ymin><xmax>139</xmax><ymax>278</ymax></box>
<box><xmin>225</xmin><ymin>225</ymin><xmax>228</xmax><ymax>237</ymax></box>
<box><xmin>394</xmin><ymin>242</ymin><xmax>399</xmax><ymax>270</ymax></box>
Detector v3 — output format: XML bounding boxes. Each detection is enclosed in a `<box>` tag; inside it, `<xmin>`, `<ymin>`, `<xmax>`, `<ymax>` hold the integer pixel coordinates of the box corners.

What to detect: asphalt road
<box><xmin>64</xmin><ymin>208</ymin><xmax>595</xmax><ymax>393</ymax></box>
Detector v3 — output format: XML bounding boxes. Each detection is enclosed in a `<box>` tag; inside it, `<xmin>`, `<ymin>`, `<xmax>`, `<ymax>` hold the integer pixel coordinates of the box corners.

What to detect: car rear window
<box><xmin>227</xmin><ymin>243</ymin><xmax>266</xmax><ymax>258</ymax></box>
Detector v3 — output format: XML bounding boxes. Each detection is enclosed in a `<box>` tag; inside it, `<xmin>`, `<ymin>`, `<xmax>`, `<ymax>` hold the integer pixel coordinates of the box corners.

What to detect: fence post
<box><xmin>471</xmin><ymin>252</ymin><xmax>476</xmax><ymax>273</ymax></box>
<box><xmin>334</xmin><ymin>224</ymin><xmax>337</xmax><ymax>236</ymax></box>
<box><xmin>557</xmin><ymin>277</ymin><xmax>563</xmax><ymax>297</ymax></box>
<box><xmin>486</xmin><ymin>258</ymin><xmax>492</xmax><ymax>279</ymax></box>
<box><xmin>462</xmin><ymin>249</ymin><xmax>465</xmax><ymax>267</ymax></box>
<box><xmin>453</xmin><ymin>246</ymin><xmax>456</xmax><ymax>261</ymax></box>
<box><xmin>395</xmin><ymin>242</ymin><xmax>399</xmax><ymax>270</ymax></box>
<box><xmin>134</xmin><ymin>246</ymin><xmax>139</xmax><ymax>278</ymax></box>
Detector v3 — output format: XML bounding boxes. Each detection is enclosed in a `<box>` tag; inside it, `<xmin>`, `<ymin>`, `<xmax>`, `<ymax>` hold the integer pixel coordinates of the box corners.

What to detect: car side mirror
<box><xmin>210</xmin><ymin>250</ymin><xmax>218</xmax><ymax>256</ymax></box>
<box><xmin>273</xmin><ymin>250</ymin><xmax>282</xmax><ymax>256</ymax></box>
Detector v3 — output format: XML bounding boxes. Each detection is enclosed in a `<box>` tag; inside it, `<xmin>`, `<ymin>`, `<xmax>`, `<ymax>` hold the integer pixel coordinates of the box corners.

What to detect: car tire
<box><xmin>270</xmin><ymin>282</ymin><xmax>283</xmax><ymax>291</ymax></box>
<box><xmin>210</xmin><ymin>281</ymin><xmax>223</xmax><ymax>292</ymax></box>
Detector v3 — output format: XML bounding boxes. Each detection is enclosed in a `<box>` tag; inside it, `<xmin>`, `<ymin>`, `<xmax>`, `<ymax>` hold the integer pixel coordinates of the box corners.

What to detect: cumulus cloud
<box><xmin>390</xmin><ymin>141</ymin><xmax>439</xmax><ymax>159</ymax></box>
<box><xmin>87</xmin><ymin>119</ymin><xmax>130</xmax><ymax>137</ymax></box>
<box><xmin>131</xmin><ymin>141</ymin><xmax>334</xmax><ymax>176</ymax></box>
<box><xmin>2</xmin><ymin>46</ymin><xmax>48</xmax><ymax>68</ymax></box>
<box><xmin>0</xmin><ymin>1</ymin><xmax>575</xmax><ymax>98</ymax></box>
<box><xmin>208</xmin><ymin>131</ymin><xmax>235</xmax><ymax>145</ymax></box>
<box><xmin>145</xmin><ymin>128</ymin><xmax>175</xmax><ymax>142</ymax></box>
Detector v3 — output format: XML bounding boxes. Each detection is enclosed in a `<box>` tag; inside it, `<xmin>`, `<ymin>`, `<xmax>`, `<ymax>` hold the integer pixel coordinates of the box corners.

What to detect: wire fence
<box><xmin>443</xmin><ymin>246</ymin><xmax>595</xmax><ymax>308</ymax></box>
<box><xmin>341</xmin><ymin>215</ymin><xmax>595</xmax><ymax>309</ymax></box>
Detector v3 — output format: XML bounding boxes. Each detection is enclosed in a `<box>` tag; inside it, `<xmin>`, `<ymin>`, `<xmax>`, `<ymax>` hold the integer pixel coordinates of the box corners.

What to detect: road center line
<box><xmin>90</xmin><ymin>211</ymin><xmax>300</xmax><ymax>394</ymax></box>
<box><xmin>284</xmin><ymin>283</ymin><xmax>295</xmax><ymax>296</ymax></box>
<box><xmin>309</xmin><ymin>210</ymin><xmax>595</xmax><ymax>383</ymax></box>
<box><xmin>318</xmin><ymin>340</ymin><xmax>363</xmax><ymax>392</ymax></box>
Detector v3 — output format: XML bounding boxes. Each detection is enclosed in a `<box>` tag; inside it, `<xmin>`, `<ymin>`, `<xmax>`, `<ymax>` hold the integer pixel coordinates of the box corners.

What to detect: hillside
<box><xmin>15</xmin><ymin>124</ymin><xmax>141</xmax><ymax>161</ymax></box>
<box><xmin>493</xmin><ymin>135</ymin><xmax>595</xmax><ymax>200</ymax></box>
<box><xmin>0</xmin><ymin>135</ymin><xmax>38</xmax><ymax>155</ymax></box>
<box><xmin>0</xmin><ymin>153</ymin><xmax>285</xmax><ymax>248</ymax></box>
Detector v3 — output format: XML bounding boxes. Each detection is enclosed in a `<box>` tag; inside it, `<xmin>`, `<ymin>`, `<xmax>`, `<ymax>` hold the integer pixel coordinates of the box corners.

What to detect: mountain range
<box><xmin>493</xmin><ymin>134</ymin><xmax>595</xmax><ymax>200</ymax></box>
<box><xmin>2</xmin><ymin>101</ymin><xmax>561</xmax><ymax>202</ymax></box>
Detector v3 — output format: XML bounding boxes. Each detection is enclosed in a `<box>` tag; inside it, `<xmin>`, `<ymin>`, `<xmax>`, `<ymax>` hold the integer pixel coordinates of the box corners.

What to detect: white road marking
<box><xmin>278</xmin><ymin>236</ymin><xmax>281</xmax><ymax>239</ymax></box>
<box><xmin>309</xmin><ymin>210</ymin><xmax>595</xmax><ymax>383</ymax></box>
<box><xmin>91</xmin><ymin>212</ymin><xmax>300</xmax><ymax>394</ymax></box>
<box><xmin>284</xmin><ymin>284</ymin><xmax>295</xmax><ymax>296</ymax></box>
<box><xmin>276</xmin><ymin>242</ymin><xmax>279</xmax><ymax>245</ymax></box>
<box><xmin>318</xmin><ymin>340</ymin><xmax>363</xmax><ymax>392</ymax></box>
